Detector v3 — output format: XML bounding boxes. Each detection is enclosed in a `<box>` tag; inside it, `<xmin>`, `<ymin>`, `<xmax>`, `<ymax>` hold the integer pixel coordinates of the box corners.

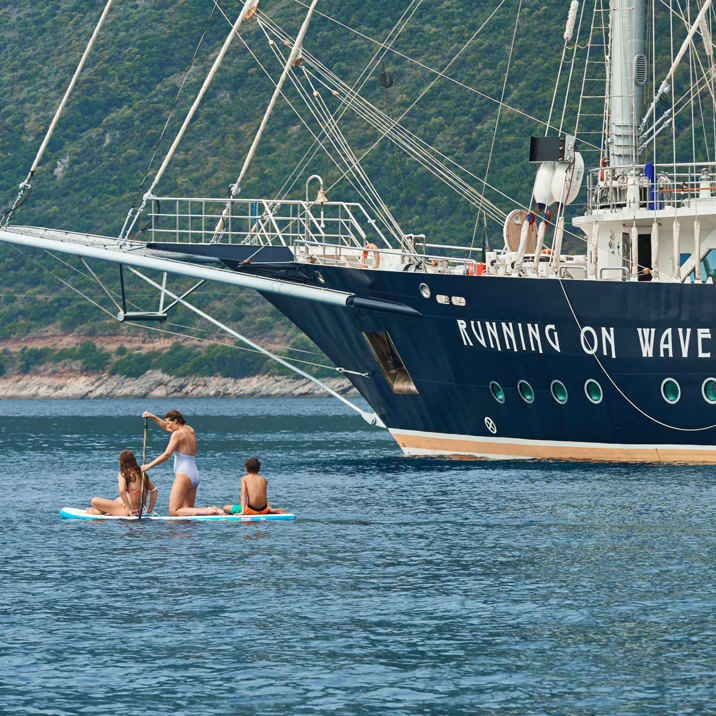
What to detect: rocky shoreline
<box><xmin>0</xmin><ymin>369</ymin><xmax>358</xmax><ymax>400</ymax></box>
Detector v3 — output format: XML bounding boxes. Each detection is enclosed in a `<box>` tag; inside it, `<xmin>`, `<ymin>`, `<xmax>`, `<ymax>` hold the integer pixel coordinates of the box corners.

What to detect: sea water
<box><xmin>0</xmin><ymin>398</ymin><xmax>713</xmax><ymax>715</ymax></box>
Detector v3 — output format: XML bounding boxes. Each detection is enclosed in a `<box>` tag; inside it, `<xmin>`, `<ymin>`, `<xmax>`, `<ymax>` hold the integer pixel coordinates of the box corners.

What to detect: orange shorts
<box><xmin>244</xmin><ymin>504</ymin><xmax>270</xmax><ymax>515</ymax></box>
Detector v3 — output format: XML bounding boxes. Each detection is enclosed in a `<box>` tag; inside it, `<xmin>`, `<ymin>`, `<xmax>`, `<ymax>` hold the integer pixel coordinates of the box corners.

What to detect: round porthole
<box><xmin>584</xmin><ymin>379</ymin><xmax>603</xmax><ymax>404</ymax></box>
<box><xmin>661</xmin><ymin>377</ymin><xmax>680</xmax><ymax>404</ymax></box>
<box><xmin>517</xmin><ymin>380</ymin><xmax>534</xmax><ymax>403</ymax></box>
<box><xmin>551</xmin><ymin>380</ymin><xmax>568</xmax><ymax>404</ymax></box>
<box><xmin>702</xmin><ymin>377</ymin><xmax>716</xmax><ymax>404</ymax></box>
<box><xmin>490</xmin><ymin>381</ymin><xmax>505</xmax><ymax>404</ymax></box>
<box><xmin>419</xmin><ymin>282</ymin><xmax>431</xmax><ymax>299</ymax></box>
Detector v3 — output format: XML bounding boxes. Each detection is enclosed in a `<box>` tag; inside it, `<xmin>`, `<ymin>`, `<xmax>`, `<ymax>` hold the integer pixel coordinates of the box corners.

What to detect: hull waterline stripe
<box><xmin>390</xmin><ymin>429</ymin><xmax>716</xmax><ymax>462</ymax></box>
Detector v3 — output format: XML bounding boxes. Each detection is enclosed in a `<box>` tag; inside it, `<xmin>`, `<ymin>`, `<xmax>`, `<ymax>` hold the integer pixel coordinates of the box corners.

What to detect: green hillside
<box><xmin>0</xmin><ymin>0</ymin><xmax>607</xmax><ymax>373</ymax></box>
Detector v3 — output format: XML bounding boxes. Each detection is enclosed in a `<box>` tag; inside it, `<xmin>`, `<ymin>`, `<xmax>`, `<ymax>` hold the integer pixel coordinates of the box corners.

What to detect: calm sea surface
<box><xmin>0</xmin><ymin>398</ymin><xmax>713</xmax><ymax>715</ymax></box>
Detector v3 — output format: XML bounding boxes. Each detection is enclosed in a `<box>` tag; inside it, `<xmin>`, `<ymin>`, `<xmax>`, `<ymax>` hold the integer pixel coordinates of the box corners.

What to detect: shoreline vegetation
<box><xmin>0</xmin><ymin>336</ymin><xmax>357</xmax><ymax>399</ymax></box>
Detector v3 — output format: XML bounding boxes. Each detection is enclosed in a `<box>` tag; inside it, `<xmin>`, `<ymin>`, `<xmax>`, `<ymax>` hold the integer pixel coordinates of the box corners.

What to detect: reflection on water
<box><xmin>0</xmin><ymin>398</ymin><xmax>713</xmax><ymax>714</ymax></box>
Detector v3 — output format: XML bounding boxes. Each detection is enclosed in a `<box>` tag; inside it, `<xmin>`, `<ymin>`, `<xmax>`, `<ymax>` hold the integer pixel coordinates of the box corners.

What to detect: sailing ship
<box><xmin>2</xmin><ymin>0</ymin><xmax>716</xmax><ymax>461</ymax></box>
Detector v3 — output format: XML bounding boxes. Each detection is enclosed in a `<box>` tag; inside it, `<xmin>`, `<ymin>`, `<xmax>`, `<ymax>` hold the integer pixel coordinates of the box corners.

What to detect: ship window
<box><xmin>436</xmin><ymin>294</ymin><xmax>449</xmax><ymax>304</ymax></box>
<box><xmin>551</xmin><ymin>380</ymin><xmax>568</xmax><ymax>404</ymax></box>
<box><xmin>702</xmin><ymin>378</ymin><xmax>716</xmax><ymax>403</ymax></box>
<box><xmin>518</xmin><ymin>380</ymin><xmax>534</xmax><ymax>403</ymax></box>
<box><xmin>490</xmin><ymin>381</ymin><xmax>505</xmax><ymax>404</ymax></box>
<box><xmin>419</xmin><ymin>283</ymin><xmax>431</xmax><ymax>299</ymax></box>
<box><xmin>451</xmin><ymin>296</ymin><xmax>466</xmax><ymax>306</ymax></box>
<box><xmin>585</xmin><ymin>379</ymin><xmax>603</xmax><ymax>404</ymax></box>
<box><xmin>661</xmin><ymin>378</ymin><xmax>680</xmax><ymax>404</ymax></box>
<box><xmin>363</xmin><ymin>331</ymin><xmax>418</xmax><ymax>395</ymax></box>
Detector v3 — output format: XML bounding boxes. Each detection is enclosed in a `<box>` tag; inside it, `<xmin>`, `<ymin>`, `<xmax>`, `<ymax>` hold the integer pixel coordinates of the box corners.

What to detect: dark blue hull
<box><xmin>258</xmin><ymin>265</ymin><xmax>716</xmax><ymax>461</ymax></box>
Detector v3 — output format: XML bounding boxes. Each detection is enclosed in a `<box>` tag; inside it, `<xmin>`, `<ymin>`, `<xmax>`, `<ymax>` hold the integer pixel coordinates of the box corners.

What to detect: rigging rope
<box><xmin>476</xmin><ymin>0</ymin><xmax>522</xmax><ymax>231</ymax></box>
<box><xmin>26</xmin><ymin>245</ymin><xmax>353</xmax><ymax>374</ymax></box>
<box><xmin>258</xmin><ymin>12</ymin><xmax>621</xmax><ymax>259</ymax></box>
<box><xmin>297</xmin><ymin>1</ymin><xmax>511</xmax><ymax>211</ymax></box>
<box><xmin>121</xmin><ymin>0</ymin><xmax>260</xmax><ymax>240</ymax></box>
<box><xmin>126</xmin><ymin>3</ymin><xmax>218</xmax><ymax>222</ymax></box>
<box><xmin>274</xmin><ymin>0</ymin><xmax>426</xmax><ymax>202</ymax></box>
<box><xmin>259</xmin><ymin>12</ymin><xmax>508</xmax><ymax>223</ymax></box>
<box><xmin>288</xmin><ymin>0</ymin><xmax>600</xmax><ymax>148</ymax></box>
<box><xmin>293</xmin><ymin>46</ymin><xmax>507</xmax><ymax>222</ymax></box>
<box><xmin>2</xmin><ymin>0</ymin><xmax>115</xmax><ymax>227</ymax></box>
<box><xmin>379</xmin><ymin>59</ymin><xmax>416</xmax><ymax>233</ymax></box>
<box><xmin>207</xmin><ymin>7</ymin><xmax>403</xmax><ymax>244</ymax></box>
<box><xmin>559</xmin><ymin>0</ymin><xmax>587</xmax><ymax>134</ymax></box>
<box><xmin>255</xmin><ymin>19</ymin><xmax>405</xmax><ymax>244</ymax></box>
<box><xmin>126</xmin><ymin>267</ymin><xmax>379</xmax><ymax>421</ymax></box>
<box><xmin>257</xmin><ymin>17</ymin><xmax>407</xmax><ymax>245</ymax></box>
<box><xmin>206</xmin><ymin>0</ymin><xmax>407</xmax><ymax>244</ymax></box>
<box><xmin>8</xmin><ymin>246</ymin><xmax>116</xmax><ymax>319</ymax></box>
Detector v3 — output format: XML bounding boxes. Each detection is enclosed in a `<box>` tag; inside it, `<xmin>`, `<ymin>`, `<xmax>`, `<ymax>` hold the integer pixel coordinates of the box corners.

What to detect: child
<box><xmin>86</xmin><ymin>450</ymin><xmax>158</xmax><ymax>516</ymax></box>
<box><xmin>223</xmin><ymin>457</ymin><xmax>286</xmax><ymax>515</ymax></box>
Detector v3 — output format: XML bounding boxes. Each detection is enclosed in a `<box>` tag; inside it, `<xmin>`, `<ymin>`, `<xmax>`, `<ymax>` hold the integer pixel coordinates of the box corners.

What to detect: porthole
<box><xmin>315</xmin><ymin>270</ymin><xmax>325</xmax><ymax>285</ymax></box>
<box><xmin>419</xmin><ymin>282</ymin><xmax>431</xmax><ymax>299</ymax></box>
<box><xmin>490</xmin><ymin>381</ymin><xmax>505</xmax><ymax>404</ymax></box>
<box><xmin>702</xmin><ymin>377</ymin><xmax>716</xmax><ymax>403</ymax></box>
<box><xmin>551</xmin><ymin>380</ymin><xmax>568</xmax><ymax>404</ymax></box>
<box><xmin>518</xmin><ymin>380</ymin><xmax>534</xmax><ymax>403</ymax></box>
<box><xmin>584</xmin><ymin>379</ymin><xmax>603</xmax><ymax>404</ymax></box>
<box><xmin>661</xmin><ymin>377</ymin><xmax>680</xmax><ymax>404</ymax></box>
<box><xmin>436</xmin><ymin>294</ymin><xmax>449</xmax><ymax>305</ymax></box>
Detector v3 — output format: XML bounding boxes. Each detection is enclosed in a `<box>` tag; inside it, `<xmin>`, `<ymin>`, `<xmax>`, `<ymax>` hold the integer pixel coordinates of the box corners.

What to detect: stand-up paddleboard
<box><xmin>60</xmin><ymin>507</ymin><xmax>296</xmax><ymax>522</ymax></box>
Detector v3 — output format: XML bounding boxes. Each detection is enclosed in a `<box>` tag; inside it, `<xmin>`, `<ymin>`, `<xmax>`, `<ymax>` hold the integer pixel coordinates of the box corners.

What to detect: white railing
<box><xmin>587</xmin><ymin>161</ymin><xmax>716</xmax><ymax>213</ymax></box>
<box><xmin>143</xmin><ymin>196</ymin><xmax>391</xmax><ymax>250</ymax></box>
<box><xmin>142</xmin><ymin>196</ymin><xmax>493</xmax><ymax>275</ymax></box>
<box><xmin>293</xmin><ymin>239</ymin><xmax>482</xmax><ymax>275</ymax></box>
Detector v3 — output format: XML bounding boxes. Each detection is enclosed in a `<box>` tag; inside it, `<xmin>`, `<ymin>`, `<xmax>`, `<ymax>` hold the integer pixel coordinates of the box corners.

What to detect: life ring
<box><xmin>599</xmin><ymin>156</ymin><xmax>607</xmax><ymax>182</ymax></box>
<box><xmin>541</xmin><ymin>248</ymin><xmax>553</xmax><ymax>256</ymax></box>
<box><xmin>362</xmin><ymin>243</ymin><xmax>380</xmax><ymax>269</ymax></box>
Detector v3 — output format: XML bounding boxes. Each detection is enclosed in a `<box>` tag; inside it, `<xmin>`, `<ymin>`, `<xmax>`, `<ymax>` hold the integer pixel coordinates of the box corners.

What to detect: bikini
<box><xmin>120</xmin><ymin>481</ymin><xmax>157</xmax><ymax>511</ymax></box>
<box><xmin>173</xmin><ymin>426</ymin><xmax>200</xmax><ymax>489</ymax></box>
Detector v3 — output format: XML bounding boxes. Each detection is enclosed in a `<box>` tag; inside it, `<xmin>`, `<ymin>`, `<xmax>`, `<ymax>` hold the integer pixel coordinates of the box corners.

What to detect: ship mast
<box><xmin>608</xmin><ymin>0</ymin><xmax>647</xmax><ymax>167</ymax></box>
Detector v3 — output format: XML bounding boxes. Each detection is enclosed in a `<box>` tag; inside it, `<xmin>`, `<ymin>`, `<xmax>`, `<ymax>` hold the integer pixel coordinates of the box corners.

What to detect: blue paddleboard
<box><xmin>60</xmin><ymin>507</ymin><xmax>296</xmax><ymax>522</ymax></box>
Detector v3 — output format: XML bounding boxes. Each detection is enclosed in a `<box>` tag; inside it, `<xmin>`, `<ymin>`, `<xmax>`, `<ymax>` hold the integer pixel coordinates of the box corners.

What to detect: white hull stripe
<box><xmin>389</xmin><ymin>428</ymin><xmax>716</xmax><ymax>462</ymax></box>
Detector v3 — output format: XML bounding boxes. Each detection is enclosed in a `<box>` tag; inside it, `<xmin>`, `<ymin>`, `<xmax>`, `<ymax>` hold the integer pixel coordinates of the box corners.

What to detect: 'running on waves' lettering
<box><xmin>457</xmin><ymin>320</ymin><xmax>561</xmax><ymax>354</ymax></box>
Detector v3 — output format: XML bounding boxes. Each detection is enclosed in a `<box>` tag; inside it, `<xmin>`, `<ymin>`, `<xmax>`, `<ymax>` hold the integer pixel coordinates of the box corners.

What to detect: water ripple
<box><xmin>0</xmin><ymin>399</ymin><xmax>713</xmax><ymax>714</ymax></box>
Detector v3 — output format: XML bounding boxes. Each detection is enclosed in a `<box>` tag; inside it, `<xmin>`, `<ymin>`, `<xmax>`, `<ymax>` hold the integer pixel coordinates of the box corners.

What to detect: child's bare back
<box><xmin>223</xmin><ymin>457</ymin><xmax>286</xmax><ymax>515</ymax></box>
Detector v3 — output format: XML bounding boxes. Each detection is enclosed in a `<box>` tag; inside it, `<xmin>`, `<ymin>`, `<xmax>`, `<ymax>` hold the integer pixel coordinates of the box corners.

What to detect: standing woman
<box><xmin>141</xmin><ymin>409</ymin><xmax>222</xmax><ymax>516</ymax></box>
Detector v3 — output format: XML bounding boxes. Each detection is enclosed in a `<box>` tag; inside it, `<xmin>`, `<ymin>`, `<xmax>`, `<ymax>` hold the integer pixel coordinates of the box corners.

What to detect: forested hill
<box><xmin>0</xmin><ymin>0</ymin><xmax>583</xmax><ymax>356</ymax></box>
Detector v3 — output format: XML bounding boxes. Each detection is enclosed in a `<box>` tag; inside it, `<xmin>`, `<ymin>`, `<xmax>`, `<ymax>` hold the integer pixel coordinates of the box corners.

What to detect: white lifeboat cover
<box><xmin>550</xmin><ymin>151</ymin><xmax>584</xmax><ymax>205</ymax></box>
<box><xmin>533</xmin><ymin>161</ymin><xmax>556</xmax><ymax>206</ymax></box>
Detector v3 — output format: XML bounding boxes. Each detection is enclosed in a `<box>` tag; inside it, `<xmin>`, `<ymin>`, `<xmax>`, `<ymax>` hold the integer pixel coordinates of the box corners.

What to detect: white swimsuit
<box><xmin>173</xmin><ymin>427</ymin><xmax>199</xmax><ymax>489</ymax></box>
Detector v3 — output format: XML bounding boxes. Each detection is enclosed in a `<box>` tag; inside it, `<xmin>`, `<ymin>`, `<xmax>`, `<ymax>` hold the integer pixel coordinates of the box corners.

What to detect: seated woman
<box><xmin>87</xmin><ymin>450</ymin><xmax>158</xmax><ymax>516</ymax></box>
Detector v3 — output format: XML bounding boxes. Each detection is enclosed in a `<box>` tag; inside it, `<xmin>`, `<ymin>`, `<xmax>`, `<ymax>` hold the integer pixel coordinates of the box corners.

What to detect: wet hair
<box><xmin>119</xmin><ymin>450</ymin><xmax>142</xmax><ymax>484</ymax></box>
<box><xmin>164</xmin><ymin>409</ymin><xmax>186</xmax><ymax>425</ymax></box>
<box><xmin>245</xmin><ymin>457</ymin><xmax>260</xmax><ymax>473</ymax></box>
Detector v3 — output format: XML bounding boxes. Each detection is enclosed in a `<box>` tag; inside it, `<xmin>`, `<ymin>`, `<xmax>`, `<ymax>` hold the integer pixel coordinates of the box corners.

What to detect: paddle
<box><xmin>138</xmin><ymin>416</ymin><xmax>148</xmax><ymax>519</ymax></box>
